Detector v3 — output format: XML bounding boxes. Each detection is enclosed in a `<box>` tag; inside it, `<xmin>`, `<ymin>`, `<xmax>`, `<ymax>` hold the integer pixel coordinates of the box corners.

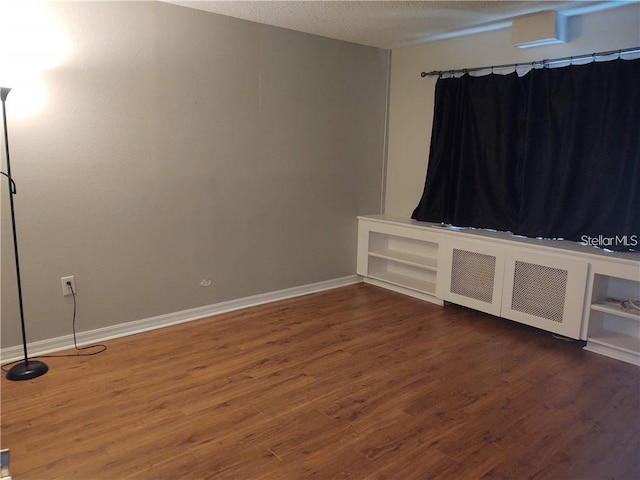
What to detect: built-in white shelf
<box><xmin>591</xmin><ymin>302</ymin><xmax>640</xmax><ymax>322</ymax></box>
<box><xmin>357</xmin><ymin>217</ymin><xmax>441</xmax><ymax>304</ymax></box>
<box><xmin>586</xmin><ymin>274</ymin><xmax>640</xmax><ymax>366</ymax></box>
<box><xmin>369</xmin><ymin>271</ymin><xmax>436</xmax><ymax>296</ymax></box>
<box><xmin>369</xmin><ymin>249</ymin><xmax>437</xmax><ymax>271</ymax></box>
<box><xmin>586</xmin><ymin>330</ymin><xmax>640</xmax><ymax>355</ymax></box>
<box><xmin>585</xmin><ymin>329</ymin><xmax>640</xmax><ymax>366</ymax></box>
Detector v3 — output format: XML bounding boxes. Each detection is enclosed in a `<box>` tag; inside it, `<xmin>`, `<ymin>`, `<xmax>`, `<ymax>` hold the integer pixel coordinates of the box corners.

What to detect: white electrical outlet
<box><xmin>61</xmin><ymin>276</ymin><xmax>76</xmax><ymax>296</ymax></box>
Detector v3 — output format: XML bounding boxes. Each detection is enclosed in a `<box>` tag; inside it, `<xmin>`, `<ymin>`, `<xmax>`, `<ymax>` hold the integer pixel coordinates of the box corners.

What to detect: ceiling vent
<box><xmin>512</xmin><ymin>11</ymin><xmax>567</xmax><ymax>48</ymax></box>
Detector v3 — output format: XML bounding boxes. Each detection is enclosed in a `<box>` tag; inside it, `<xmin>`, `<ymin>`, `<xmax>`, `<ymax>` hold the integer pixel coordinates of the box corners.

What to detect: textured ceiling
<box><xmin>160</xmin><ymin>1</ymin><xmax>624</xmax><ymax>49</ymax></box>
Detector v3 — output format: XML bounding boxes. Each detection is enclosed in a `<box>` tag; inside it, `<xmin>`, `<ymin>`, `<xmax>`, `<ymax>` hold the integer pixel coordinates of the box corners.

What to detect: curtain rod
<box><xmin>420</xmin><ymin>46</ymin><xmax>640</xmax><ymax>78</ymax></box>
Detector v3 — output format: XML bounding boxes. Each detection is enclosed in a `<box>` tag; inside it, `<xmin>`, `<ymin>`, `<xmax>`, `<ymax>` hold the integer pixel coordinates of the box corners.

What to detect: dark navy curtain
<box><xmin>411</xmin><ymin>59</ymin><xmax>640</xmax><ymax>251</ymax></box>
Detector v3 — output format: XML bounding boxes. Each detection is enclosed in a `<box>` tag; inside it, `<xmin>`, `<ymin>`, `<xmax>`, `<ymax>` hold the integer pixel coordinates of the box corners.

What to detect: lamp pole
<box><xmin>1</xmin><ymin>87</ymin><xmax>48</xmax><ymax>381</ymax></box>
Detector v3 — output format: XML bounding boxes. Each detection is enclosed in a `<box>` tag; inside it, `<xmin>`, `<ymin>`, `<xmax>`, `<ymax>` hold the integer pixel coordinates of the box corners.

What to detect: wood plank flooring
<box><xmin>2</xmin><ymin>283</ymin><xmax>639</xmax><ymax>479</ymax></box>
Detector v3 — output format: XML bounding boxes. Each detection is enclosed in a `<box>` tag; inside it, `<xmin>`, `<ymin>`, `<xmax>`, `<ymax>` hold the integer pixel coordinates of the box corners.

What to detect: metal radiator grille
<box><xmin>511</xmin><ymin>261</ymin><xmax>567</xmax><ymax>323</ymax></box>
<box><xmin>450</xmin><ymin>249</ymin><xmax>496</xmax><ymax>303</ymax></box>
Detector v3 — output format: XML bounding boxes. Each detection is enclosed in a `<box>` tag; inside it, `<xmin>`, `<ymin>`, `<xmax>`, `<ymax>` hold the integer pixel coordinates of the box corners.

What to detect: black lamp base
<box><xmin>6</xmin><ymin>360</ymin><xmax>48</xmax><ymax>381</ymax></box>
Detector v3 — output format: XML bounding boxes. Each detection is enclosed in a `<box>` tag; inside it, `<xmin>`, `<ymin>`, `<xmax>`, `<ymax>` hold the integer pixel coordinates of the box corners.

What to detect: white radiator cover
<box><xmin>439</xmin><ymin>240</ymin><xmax>587</xmax><ymax>338</ymax></box>
<box><xmin>450</xmin><ymin>249</ymin><xmax>496</xmax><ymax>304</ymax></box>
<box><xmin>510</xmin><ymin>261</ymin><xmax>567</xmax><ymax>323</ymax></box>
<box><xmin>501</xmin><ymin>251</ymin><xmax>588</xmax><ymax>338</ymax></box>
<box><xmin>437</xmin><ymin>240</ymin><xmax>505</xmax><ymax>317</ymax></box>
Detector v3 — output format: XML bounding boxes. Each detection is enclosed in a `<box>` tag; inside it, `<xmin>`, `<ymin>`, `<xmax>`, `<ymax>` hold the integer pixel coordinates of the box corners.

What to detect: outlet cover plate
<box><xmin>61</xmin><ymin>276</ymin><xmax>76</xmax><ymax>296</ymax></box>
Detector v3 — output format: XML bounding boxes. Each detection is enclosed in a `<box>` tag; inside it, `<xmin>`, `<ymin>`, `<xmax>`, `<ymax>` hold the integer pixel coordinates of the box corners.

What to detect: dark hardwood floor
<box><xmin>2</xmin><ymin>283</ymin><xmax>639</xmax><ymax>479</ymax></box>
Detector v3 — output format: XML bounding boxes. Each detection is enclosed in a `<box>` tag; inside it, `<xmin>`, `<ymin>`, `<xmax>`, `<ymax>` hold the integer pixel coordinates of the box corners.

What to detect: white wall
<box><xmin>1</xmin><ymin>2</ymin><xmax>388</xmax><ymax>348</ymax></box>
<box><xmin>385</xmin><ymin>3</ymin><xmax>640</xmax><ymax>216</ymax></box>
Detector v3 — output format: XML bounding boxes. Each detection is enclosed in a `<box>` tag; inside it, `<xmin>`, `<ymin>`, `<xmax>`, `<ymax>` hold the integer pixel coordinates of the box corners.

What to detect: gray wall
<box><xmin>1</xmin><ymin>1</ymin><xmax>388</xmax><ymax>348</ymax></box>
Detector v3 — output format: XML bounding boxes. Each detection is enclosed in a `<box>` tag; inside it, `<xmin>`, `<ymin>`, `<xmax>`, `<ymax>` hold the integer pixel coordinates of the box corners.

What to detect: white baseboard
<box><xmin>1</xmin><ymin>275</ymin><xmax>362</xmax><ymax>364</ymax></box>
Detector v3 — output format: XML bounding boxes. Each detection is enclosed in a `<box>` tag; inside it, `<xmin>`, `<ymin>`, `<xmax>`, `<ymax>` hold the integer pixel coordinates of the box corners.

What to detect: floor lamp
<box><xmin>1</xmin><ymin>87</ymin><xmax>48</xmax><ymax>381</ymax></box>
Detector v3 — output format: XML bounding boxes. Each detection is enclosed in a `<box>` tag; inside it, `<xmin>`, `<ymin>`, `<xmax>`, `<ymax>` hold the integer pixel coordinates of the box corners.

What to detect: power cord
<box><xmin>622</xmin><ymin>299</ymin><xmax>640</xmax><ymax>311</ymax></box>
<box><xmin>603</xmin><ymin>297</ymin><xmax>640</xmax><ymax>312</ymax></box>
<box><xmin>1</xmin><ymin>282</ymin><xmax>107</xmax><ymax>374</ymax></box>
<box><xmin>67</xmin><ymin>282</ymin><xmax>107</xmax><ymax>354</ymax></box>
